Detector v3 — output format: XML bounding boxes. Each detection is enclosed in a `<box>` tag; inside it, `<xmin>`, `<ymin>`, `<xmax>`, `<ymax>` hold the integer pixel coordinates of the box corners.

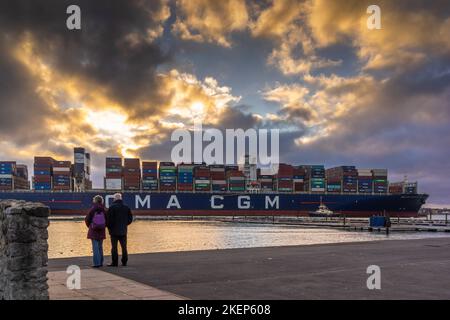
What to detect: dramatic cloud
<box><xmin>172</xmin><ymin>0</ymin><xmax>249</xmax><ymax>47</ymax></box>
<box><xmin>0</xmin><ymin>0</ymin><xmax>240</xmax><ymax>162</ymax></box>
<box><xmin>263</xmin><ymin>74</ymin><xmax>376</xmax><ymax>131</ymax></box>
<box><xmin>251</xmin><ymin>0</ymin><xmax>305</xmax><ymax>39</ymax></box>
<box><xmin>307</xmin><ymin>0</ymin><xmax>450</xmax><ymax>71</ymax></box>
<box><xmin>251</xmin><ymin>0</ymin><xmax>342</xmax><ymax>75</ymax></box>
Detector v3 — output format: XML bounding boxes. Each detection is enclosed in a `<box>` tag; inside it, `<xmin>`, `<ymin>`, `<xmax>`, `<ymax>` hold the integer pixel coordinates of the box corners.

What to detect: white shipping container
<box><xmin>293</xmin><ymin>178</ymin><xmax>304</xmax><ymax>182</ymax></box>
<box><xmin>0</xmin><ymin>174</ymin><xmax>13</xmax><ymax>179</ymax></box>
<box><xmin>53</xmin><ymin>167</ymin><xmax>71</xmax><ymax>172</ymax></box>
<box><xmin>105</xmin><ymin>178</ymin><xmax>122</xmax><ymax>190</ymax></box>
<box><xmin>195</xmin><ymin>179</ymin><xmax>211</xmax><ymax>184</ymax></box>
<box><xmin>311</xmin><ymin>188</ymin><xmax>325</xmax><ymax>192</ymax></box>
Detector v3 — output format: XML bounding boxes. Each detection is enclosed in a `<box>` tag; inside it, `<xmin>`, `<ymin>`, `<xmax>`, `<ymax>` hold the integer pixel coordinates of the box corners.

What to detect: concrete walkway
<box><xmin>49</xmin><ymin>238</ymin><xmax>450</xmax><ymax>299</ymax></box>
<box><xmin>48</xmin><ymin>268</ymin><xmax>185</xmax><ymax>300</ymax></box>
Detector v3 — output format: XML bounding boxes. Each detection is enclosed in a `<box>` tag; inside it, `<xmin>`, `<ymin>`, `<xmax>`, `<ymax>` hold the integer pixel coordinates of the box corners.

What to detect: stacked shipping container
<box><xmin>123</xmin><ymin>158</ymin><xmax>141</xmax><ymax>190</ymax></box>
<box><xmin>259</xmin><ymin>174</ymin><xmax>275</xmax><ymax>191</ymax></box>
<box><xmin>0</xmin><ymin>162</ymin><xmax>15</xmax><ymax>191</ymax></box>
<box><xmin>177</xmin><ymin>163</ymin><xmax>194</xmax><ymax>192</ymax></box>
<box><xmin>194</xmin><ymin>165</ymin><xmax>210</xmax><ymax>192</ymax></box>
<box><xmin>105</xmin><ymin>157</ymin><xmax>123</xmax><ymax>190</ymax></box>
<box><xmin>326</xmin><ymin>166</ymin><xmax>358</xmax><ymax>193</ymax></box>
<box><xmin>142</xmin><ymin>161</ymin><xmax>158</xmax><ymax>191</ymax></box>
<box><xmin>389</xmin><ymin>181</ymin><xmax>417</xmax><ymax>194</ymax></box>
<box><xmin>306</xmin><ymin>165</ymin><xmax>325</xmax><ymax>192</ymax></box>
<box><xmin>227</xmin><ymin>166</ymin><xmax>245</xmax><ymax>192</ymax></box>
<box><xmin>372</xmin><ymin>169</ymin><xmax>388</xmax><ymax>194</ymax></box>
<box><xmin>3</xmin><ymin>148</ymin><xmax>407</xmax><ymax>195</ymax></box>
<box><xmin>159</xmin><ymin>162</ymin><xmax>176</xmax><ymax>191</ymax></box>
<box><xmin>34</xmin><ymin>157</ymin><xmax>53</xmax><ymax>190</ymax></box>
<box><xmin>52</xmin><ymin>161</ymin><xmax>72</xmax><ymax>191</ymax></box>
<box><xmin>277</xmin><ymin>164</ymin><xmax>293</xmax><ymax>192</ymax></box>
<box><xmin>210</xmin><ymin>165</ymin><xmax>226</xmax><ymax>192</ymax></box>
<box><xmin>358</xmin><ymin>169</ymin><xmax>373</xmax><ymax>194</ymax></box>
<box><xmin>342</xmin><ymin>166</ymin><xmax>358</xmax><ymax>193</ymax></box>
<box><xmin>293</xmin><ymin>166</ymin><xmax>307</xmax><ymax>192</ymax></box>
<box><xmin>325</xmin><ymin>168</ymin><xmax>342</xmax><ymax>194</ymax></box>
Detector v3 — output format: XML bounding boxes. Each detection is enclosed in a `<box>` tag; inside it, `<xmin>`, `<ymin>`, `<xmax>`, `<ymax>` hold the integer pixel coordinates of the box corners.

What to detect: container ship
<box><xmin>0</xmin><ymin>148</ymin><xmax>428</xmax><ymax>217</ymax></box>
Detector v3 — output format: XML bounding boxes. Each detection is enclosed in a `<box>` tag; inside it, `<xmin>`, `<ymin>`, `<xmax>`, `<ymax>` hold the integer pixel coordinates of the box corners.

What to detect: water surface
<box><xmin>48</xmin><ymin>220</ymin><xmax>450</xmax><ymax>259</ymax></box>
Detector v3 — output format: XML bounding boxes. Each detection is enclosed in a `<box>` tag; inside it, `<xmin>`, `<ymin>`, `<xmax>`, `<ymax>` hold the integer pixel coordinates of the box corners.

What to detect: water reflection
<box><xmin>48</xmin><ymin>220</ymin><xmax>450</xmax><ymax>259</ymax></box>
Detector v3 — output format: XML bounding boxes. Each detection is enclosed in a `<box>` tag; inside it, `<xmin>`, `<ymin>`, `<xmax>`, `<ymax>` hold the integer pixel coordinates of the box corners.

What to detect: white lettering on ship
<box><xmin>238</xmin><ymin>196</ymin><xmax>250</xmax><ymax>209</ymax></box>
<box><xmin>265</xmin><ymin>196</ymin><xmax>279</xmax><ymax>209</ymax></box>
<box><xmin>135</xmin><ymin>195</ymin><xmax>151</xmax><ymax>209</ymax></box>
<box><xmin>211</xmin><ymin>195</ymin><xmax>224</xmax><ymax>209</ymax></box>
<box><xmin>167</xmin><ymin>195</ymin><xmax>181</xmax><ymax>209</ymax></box>
<box><xmin>105</xmin><ymin>195</ymin><xmax>115</xmax><ymax>209</ymax></box>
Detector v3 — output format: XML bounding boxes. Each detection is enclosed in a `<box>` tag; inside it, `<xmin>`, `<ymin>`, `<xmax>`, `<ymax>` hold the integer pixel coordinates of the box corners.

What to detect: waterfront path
<box><xmin>48</xmin><ymin>268</ymin><xmax>186</xmax><ymax>300</ymax></box>
<box><xmin>48</xmin><ymin>238</ymin><xmax>450</xmax><ymax>299</ymax></box>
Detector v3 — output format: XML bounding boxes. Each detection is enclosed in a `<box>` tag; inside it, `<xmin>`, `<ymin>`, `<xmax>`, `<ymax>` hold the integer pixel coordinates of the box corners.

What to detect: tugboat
<box><xmin>309</xmin><ymin>197</ymin><xmax>341</xmax><ymax>217</ymax></box>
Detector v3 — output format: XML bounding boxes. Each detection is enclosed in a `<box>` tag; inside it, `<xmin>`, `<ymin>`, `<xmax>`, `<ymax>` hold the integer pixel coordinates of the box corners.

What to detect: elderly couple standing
<box><xmin>84</xmin><ymin>193</ymin><xmax>133</xmax><ymax>268</ymax></box>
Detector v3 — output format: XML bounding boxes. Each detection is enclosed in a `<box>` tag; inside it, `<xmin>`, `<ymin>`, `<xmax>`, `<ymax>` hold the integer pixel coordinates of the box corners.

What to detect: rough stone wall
<box><xmin>0</xmin><ymin>200</ymin><xmax>50</xmax><ymax>300</ymax></box>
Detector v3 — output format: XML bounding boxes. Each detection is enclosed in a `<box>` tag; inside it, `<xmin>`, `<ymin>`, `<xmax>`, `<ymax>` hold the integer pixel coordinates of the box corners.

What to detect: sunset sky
<box><xmin>0</xmin><ymin>0</ymin><xmax>449</xmax><ymax>206</ymax></box>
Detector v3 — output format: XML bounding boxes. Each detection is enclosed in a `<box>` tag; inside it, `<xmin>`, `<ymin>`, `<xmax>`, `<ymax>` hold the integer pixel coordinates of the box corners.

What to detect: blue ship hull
<box><xmin>0</xmin><ymin>192</ymin><xmax>428</xmax><ymax>217</ymax></box>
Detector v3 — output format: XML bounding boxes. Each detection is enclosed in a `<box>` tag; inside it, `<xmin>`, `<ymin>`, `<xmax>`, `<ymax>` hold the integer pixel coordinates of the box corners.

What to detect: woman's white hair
<box><xmin>93</xmin><ymin>195</ymin><xmax>104</xmax><ymax>204</ymax></box>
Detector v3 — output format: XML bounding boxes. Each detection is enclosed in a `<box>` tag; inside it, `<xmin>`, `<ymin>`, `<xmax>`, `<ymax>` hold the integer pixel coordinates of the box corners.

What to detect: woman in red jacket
<box><xmin>85</xmin><ymin>195</ymin><xmax>107</xmax><ymax>268</ymax></box>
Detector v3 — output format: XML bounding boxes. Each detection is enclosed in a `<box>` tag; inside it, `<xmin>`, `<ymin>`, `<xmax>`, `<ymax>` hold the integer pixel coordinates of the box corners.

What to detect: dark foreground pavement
<box><xmin>49</xmin><ymin>238</ymin><xmax>450</xmax><ymax>299</ymax></box>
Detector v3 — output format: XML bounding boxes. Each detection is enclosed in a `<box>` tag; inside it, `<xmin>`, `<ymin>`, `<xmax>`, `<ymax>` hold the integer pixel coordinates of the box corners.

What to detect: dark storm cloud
<box><xmin>0</xmin><ymin>0</ymin><xmax>171</xmax><ymax>114</ymax></box>
<box><xmin>0</xmin><ymin>48</ymin><xmax>52</xmax><ymax>143</ymax></box>
<box><xmin>384</xmin><ymin>64</ymin><xmax>450</xmax><ymax>98</ymax></box>
<box><xmin>215</xmin><ymin>105</ymin><xmax>261</xmax><ymax>130</ymax></box>
<box><xmin>138</xmin><ymin>133</ymin><xmax>176</xmax><ymax>162</ymax></box>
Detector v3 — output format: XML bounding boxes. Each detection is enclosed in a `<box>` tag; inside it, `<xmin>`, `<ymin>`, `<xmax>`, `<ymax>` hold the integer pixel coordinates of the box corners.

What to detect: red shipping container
<box><xmin>34</xmin><ymin>176</ymin><xmax>52</xmax><ymax>183</ymax></box>
<box><xmin>34</xmin><ymin>157</ymin><xmax>54</xmax><ymax>165</ymax></box>
<box><xmin>123</xmin><ymin>173</ymin><xmax>141</xmax><ymax>178</ymax></box>
<box><xmin>53</xmin><ymin>160</ymin><xmax>71</xmax><ymax>167</ymax></box>
<box><xmin>227</xmin><ymin>171</ymin><xmax>244</xmax><ymax>177</ymax></box>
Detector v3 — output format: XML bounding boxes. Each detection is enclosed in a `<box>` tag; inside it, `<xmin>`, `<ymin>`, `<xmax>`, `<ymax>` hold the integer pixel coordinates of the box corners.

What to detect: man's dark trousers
<box><xmin>111</xmin><ymin>235</ymin><xmax>128</xmax><ymax>266</ymax></box>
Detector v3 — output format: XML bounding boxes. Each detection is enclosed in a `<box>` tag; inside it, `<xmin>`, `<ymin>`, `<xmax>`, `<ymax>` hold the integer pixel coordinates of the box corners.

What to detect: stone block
<box><xmin>0</xmin><ymin>200</ymin><xmax>50</xmax><ymax>300</ymax></box>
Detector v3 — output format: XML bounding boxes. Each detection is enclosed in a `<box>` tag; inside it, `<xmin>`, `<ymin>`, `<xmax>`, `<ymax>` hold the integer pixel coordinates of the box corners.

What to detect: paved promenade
<box><xmin>48</xmin><ymin>269</ymin><xmax>185</xmax><ymax>300</ymax></box>
<box><xmin>48</xmin><ymin>238</ymin><xmax>450</xmax><ymax>299</ymax></box>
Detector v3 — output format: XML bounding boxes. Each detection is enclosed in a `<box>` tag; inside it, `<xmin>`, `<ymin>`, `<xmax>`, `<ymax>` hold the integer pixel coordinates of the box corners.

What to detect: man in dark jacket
<box><xmin>106</xmin><ymin>193</ymin><xmax>133</xmax><ymax>267</ymax></box>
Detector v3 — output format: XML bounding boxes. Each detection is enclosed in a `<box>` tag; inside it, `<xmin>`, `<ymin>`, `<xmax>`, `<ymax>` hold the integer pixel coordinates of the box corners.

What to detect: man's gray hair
<box><xmin>113</xmin><ymin>193</ymin><xmax>122</xmax><ymax>201</ymax></box>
